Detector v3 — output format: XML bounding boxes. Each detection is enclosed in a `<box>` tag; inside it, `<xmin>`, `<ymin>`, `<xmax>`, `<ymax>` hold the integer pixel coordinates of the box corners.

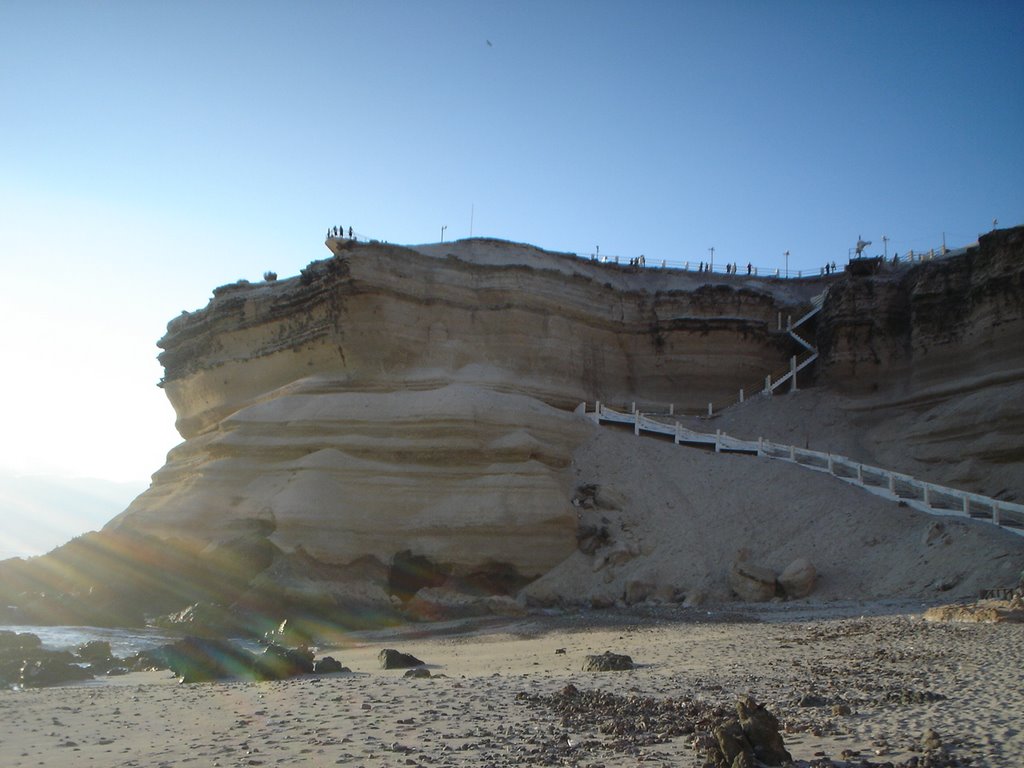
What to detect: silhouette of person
<box><xmin>699</xmin><ymin>261</ymin><xmax>704</xmax><ymax>272</ymax></box>
<box><xmin>349</xmin><ymin>226</ymin><xmax>353</xmax><ymax>238</ymax></box>
<box><xmin>747</xmin><ymin>262</ymin><xmax>751</xmax><ymax>275</ymax></box>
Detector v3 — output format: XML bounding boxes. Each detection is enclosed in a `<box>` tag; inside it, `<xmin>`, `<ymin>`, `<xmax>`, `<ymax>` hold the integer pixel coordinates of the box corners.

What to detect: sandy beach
<box><xmin>1</xmin><ymin>601</ymin><xmax>1021</xmax><ymax>768</ymax></box>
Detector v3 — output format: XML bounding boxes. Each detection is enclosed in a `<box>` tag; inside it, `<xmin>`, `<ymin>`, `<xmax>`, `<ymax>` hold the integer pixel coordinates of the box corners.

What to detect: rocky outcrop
<box><xmin>102</xmin><ymin>238</ymin><xmax>822</xmax><ymax>610</ymax></box>
<box><xmin>817</xmin><ymin>227</ymin><xmax>1024</xmax><ymax>498</ymax></box>
<box><xmin>8</xmin><ymin>232</ymin><xmax>1022</xmax><ymax>629</ymax></box>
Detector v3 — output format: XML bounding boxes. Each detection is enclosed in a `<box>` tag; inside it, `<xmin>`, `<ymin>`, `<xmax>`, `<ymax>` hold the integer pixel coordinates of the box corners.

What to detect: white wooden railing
<box><xmin>585</xmin><ymin>402</ymin><xmax>1024</xmax><ymax>535</ymax></box>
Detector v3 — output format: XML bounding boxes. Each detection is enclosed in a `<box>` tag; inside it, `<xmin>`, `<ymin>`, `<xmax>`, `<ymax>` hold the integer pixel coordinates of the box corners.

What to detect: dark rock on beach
<box><xmin>313</xmin><ymin>656</ymin><xmax>348</xmax><ymax>674</ymax></box>
<box><xmin>19</xmin><ymin>657</ymin><xmax>93</xmax><ymax>688</ymax></box>
<box><xmin>378</xmin><ymin>648</ymin><xmax>425</xmax><ymax>669</ymax></box>
<box><xmin>583</xmin><ymin>651</ymin><xmax>634</xmax><ymax>671</ymax></box>
<box><xmin>258</xmin><ymin>643</ymin><xmax>315</xmax><ymax>679</ymax></box>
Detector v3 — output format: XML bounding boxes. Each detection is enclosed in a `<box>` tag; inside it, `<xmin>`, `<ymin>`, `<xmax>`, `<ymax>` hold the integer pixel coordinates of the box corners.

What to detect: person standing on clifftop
<box><xmin>349</xmin><ymin>226</ymin><xmax>353</xmax><ymax>239</ymax></box>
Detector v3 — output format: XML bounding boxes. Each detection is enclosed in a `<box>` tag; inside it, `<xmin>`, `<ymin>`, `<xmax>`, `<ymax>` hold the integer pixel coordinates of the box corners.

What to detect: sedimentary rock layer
<box><xmin>110</xmin><ymin>239</ymin><xmax>823</xmax><ymax>577</ymax></box>
<box><xmin>817</xmin><ymin>227</ymin><xmax>1024</xmax><ymax>497</ymax></box>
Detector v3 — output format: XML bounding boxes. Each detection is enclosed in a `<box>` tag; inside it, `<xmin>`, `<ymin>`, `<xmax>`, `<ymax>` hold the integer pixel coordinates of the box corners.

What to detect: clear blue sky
<box><xmin>1</xmin><ymin>1</ymin><xmax>1021</xmax><ymax>557</ymax></box>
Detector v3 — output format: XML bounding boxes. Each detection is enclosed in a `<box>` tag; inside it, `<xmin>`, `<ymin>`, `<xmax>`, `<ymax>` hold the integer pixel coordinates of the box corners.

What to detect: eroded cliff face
<box><xmin>817</xmin><ymin>227</ymin><xmax>1024</xmax><ymax>497</ymax></box>
<box><xmin>107</xmin><ymin>239</ymin><xmax>823</xmax><ymax>585</ymax></box>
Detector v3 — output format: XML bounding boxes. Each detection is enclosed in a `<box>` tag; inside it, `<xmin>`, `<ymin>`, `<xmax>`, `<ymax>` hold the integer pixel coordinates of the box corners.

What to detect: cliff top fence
<box><xmin>564</xmin><ymin>238</ymin><xmax>977</xmax><ymax>280</ymax></box>
<box><xmin>582</xmin><ymin>402</ymin><xmax>1024</xmax><ymax>536</ymax></box>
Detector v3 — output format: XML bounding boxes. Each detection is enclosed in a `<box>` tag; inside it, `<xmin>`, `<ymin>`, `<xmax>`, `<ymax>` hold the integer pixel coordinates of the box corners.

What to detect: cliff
<box><xmin>814</xmin><ymin>226</ymin><xmax>1024</xmax><ymax>498</ymax></box>
<box><xmin>107</xmin><ymin>238</ymin><xmax>823</xmax><ymax>578</ymax></box>
<box><xmin>5</xmin><ymin>231</ymin><xmax>1022</xmax><ymax>631</ymax></box>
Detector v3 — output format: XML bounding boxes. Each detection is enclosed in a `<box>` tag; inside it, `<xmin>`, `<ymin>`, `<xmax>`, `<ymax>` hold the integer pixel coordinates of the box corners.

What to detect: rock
<box><xmin>19</xmin><ymin>657</ymin><xmax>93</xmax><ymax>687</ymax></box>
<box><xmin>379</xmin><ymin>649</ymin><xmax>425</xmax><ymax>669</ymax></box>
<box><xmin>921</xmin><ymin>728</ymin><xmax>943</xmax><ymax>751</ymax></box>
<box><xmin>313</xmin><ymin>656</ymin><xmax>348</xmax><ymax>674</ymax></box>
<box><xmin>260</xmin><ymin>618</ymin><xmax>315</xmax><ymax>651</ymax></box>
<box><xmin>403</xmin><ymin>667</ymin><xmax>431</xmax><ymax>678</ymax></box>
<box><xmin>778</xmin><ymin>558</ymin><xmax>817</xmax><ymax>599</ymax></box>
<box><xmin>258</xmin><ymin>644</ymin><xmax>314</xmax><ymax>679</ymax></box>
<box><xmin>582</xmin><ymin>651</ymin><xmax>634</xmax><ymax>671</ymax></box>
<box><xmin>77</xmin><ymin>640</ymin><xmax>121</xmax><ymax>673</ymax></box>
<box><xmin>153</xmin><ymin>602</ymin><xmax>250</xmax><ymax>638</ymax></box>
<box><xmin>713</xmin><ymin>719</ymin><xmax>751</xmax><ymax>767</ymax></box>
<box><xmin>728</xmin><ymin>560</ymin><xmax>778</xmax><ymax>602</ymax></box>
<box><xmin>623</xmin><ymin>580</ymin><xmax>655</xmax><ymax>605</ymax></box>
<box><xmin>158</xmin><ymin>636</ymin><xmax>259</xmax><ymax>683</ymax></box>
<box><xmin>0</xmin><ymin>630</ymin><xmax>41</xmax><ymax>653</ymax></box>
<box><xmin>736</xmin><ymin>695</ymin><xmax>791</xmax><ymax>766</ymax></box>
<box><xmin>76</xmin><ymin>640</ymin><xmax>114</xmax><ymax>664</ymax></box>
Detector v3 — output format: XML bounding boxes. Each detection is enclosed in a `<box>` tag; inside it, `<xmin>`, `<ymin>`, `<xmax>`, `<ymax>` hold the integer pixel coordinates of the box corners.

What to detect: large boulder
<box><xmin>778</xmin><ymin>557</ymin><xmax>817</xmax><ymax>599</ymax></box>
<box><xmin>583</xmin><ymin>651</ymin><xmax>634</xmax><ymax>671</ymax></box>
<box><xmin>729</xmin><ymin>560</ymin><xmax>778</xmax><ymax>602</ymax></box>
<box><xmin>708</xmin><ymin>697</ymin><xmax>791</xmax><ymax>768</ymax></box>
<box><xmin>157</xmin><ymin>636</ymin><xmax>260</xmax><ymax>683</ymax></box>
<box><xmin>737</xmin><ymin>695</ymin><xmax>791</xmax><ymax>765</ymax></box>
<box><xmin>378</xmin><ymin>649</ymin><xmax>425</xmax><ymax>669</ymax></box>
<box><xmin>19</xmin><ymin>657</ymin><xmax>93</xmax><ymax>688</ymax></box>
<box><xmin>257</xmin><ymin>644</ymin><xmax>315</xmax><ymax>679</ymax></box>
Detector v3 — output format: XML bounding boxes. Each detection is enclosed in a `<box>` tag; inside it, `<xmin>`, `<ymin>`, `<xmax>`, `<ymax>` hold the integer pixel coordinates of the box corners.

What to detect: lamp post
<box><xmin>784</xmin><ymin>250</ymin><xmax>789</xmax><ymax>278</ymax></box>
<box><xmin>441</xmin><ymin>225</ymin><xmax>447</xmax><ymax>243</ymax></box>
<box><xmin>708</xmin><ymin>246</ymin><xmax>715</xmax><ymax>272</ymax></box>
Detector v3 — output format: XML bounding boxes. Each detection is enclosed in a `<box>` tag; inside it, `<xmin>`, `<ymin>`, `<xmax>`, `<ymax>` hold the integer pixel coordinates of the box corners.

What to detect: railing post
<box><xmin>631</xmin><ymin>401</ymin><xmax>636</xmax><ymax>414</ymax></box>
<box><xmin>757</xmin><ymin>437</ymin><xmax>764</xmax><ymax>456</ymax></box>
<box><xmin>739</xmin><ymin>388</ymin><xmax>744</xmax><ymax>403</ymax></box>
<box><xmin>790</xmin><ymin>356</ymin><xmax>798</xmax><ymax>392</ymax></box>
<box><xmin>857</xmin><ymin>464</ymin><xmax>864</xmax><ymax>483</ymax></box>
<box><xmin>789</xmin><ymin>445</ymin><xmax>796</xmax><ymax>461</ymax></box>
<box><xmin>923</xmin><ymin>485</ymin><xmax>931</xmax><ymax>506</ymax></box>
<box><xmin>827</xmin><ymin>454</ymin><xmax>834</xmax><ymax>474</ymax></box>
<box><xmin>777</xmin><ymin>311</ymin><xmax>782</xmax><ymax>331</ymax></box>
<box><xmin>715</xmin><ymin>430</ymin><xmax>721</xmax><ymax>453</ymax></box>
<box><xmin>888</xmin><ymin>473</ymin><xmax>896</xmax><ymax>494</ymax></box>
<box><xmin>993</xmin><ymin>502</ymin><xmax>1001</xmax><ymax>525</ymax></box>
<box><xmin>707</xmin><ymin>402</ymin><xmax>713</xmax><ymax>417</ymax></box>
<box><xmin>674</xmin><ymin>422</ymin><xmax>681</xmax><ymax>445</ymax></box>
<box><xmin>962</xmin><ymin>495</ymin><xmax>970</xmax><ymax>516</ymax></box>
<box><xmin>764</xmin><ymin>375</ymin><xmax>772</xmax><ymax>395</ymax></box>
<box><xmin>669</xmin><ymin>403</ymin><xmax>674</xmax><ymax>415</ymax></box>
<box><xmin>634</xmin><ymin>413</ymin><xmax>640</xmax><ymax>435</ymax></box>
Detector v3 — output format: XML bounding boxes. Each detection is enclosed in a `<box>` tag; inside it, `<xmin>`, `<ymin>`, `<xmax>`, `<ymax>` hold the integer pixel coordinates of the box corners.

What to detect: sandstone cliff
<box><xmin>813</xmin><ymin>227</ymin><xmax>1024</xmax><ymax>499</ymax></box>
<box><xmin>107</xmin><ymin>239</ymin><xmax>823</xmax><ymax>579</ymax></box>
<box><xmin>5</xmin><ymin>232</ymin><xmax>1022</xmax><ymax>631</ymax></box>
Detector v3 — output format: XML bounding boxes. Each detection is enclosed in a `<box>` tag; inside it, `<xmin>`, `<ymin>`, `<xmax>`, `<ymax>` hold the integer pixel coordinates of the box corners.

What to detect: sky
<box><xmin>0</xmin><ymin>0</ymin><xmax>1021</xmax><ymax>558</ymax></box>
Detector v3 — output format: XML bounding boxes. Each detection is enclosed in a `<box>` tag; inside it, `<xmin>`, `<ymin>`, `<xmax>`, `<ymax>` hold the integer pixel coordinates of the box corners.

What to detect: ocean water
<box><xmin>0</xmin><ymin>625</ymin><xmax>174</xmax><ymax>658</ymax></box>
